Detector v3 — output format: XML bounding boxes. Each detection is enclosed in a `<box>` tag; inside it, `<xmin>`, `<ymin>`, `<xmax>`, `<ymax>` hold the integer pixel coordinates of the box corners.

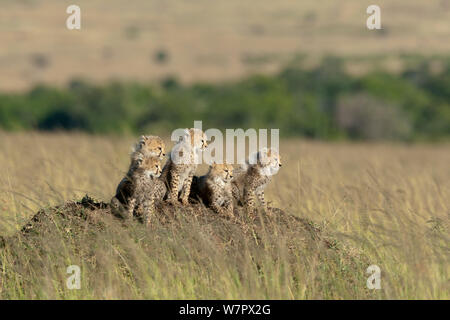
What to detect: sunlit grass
<box><xmin>0</xmin><ymin>132</ymin><xmax>448</xmax><ymax>299</ymax></box>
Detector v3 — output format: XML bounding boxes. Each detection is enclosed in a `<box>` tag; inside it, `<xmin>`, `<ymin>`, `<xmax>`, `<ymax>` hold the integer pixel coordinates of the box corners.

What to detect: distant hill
<box><xmin>1</xmin><ymin>0</ymin><xmax>450</xmax><ymax>91</ymax></box>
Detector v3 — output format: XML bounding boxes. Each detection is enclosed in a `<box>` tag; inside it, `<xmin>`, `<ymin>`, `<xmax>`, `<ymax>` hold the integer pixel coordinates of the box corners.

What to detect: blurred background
<box><xmin>0</xmin><ymin>0</ymin><xmax>449</xmax><ymax>140</ymax></box>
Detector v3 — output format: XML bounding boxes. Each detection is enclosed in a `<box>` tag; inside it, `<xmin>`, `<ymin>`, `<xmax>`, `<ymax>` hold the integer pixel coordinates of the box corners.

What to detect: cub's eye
<box><xmin>158</xmin><ymin>147</ymin><xmax>162</xmax><ymax>150</ymax></box>
<box><xmin>224</xmin><ymin>170</ymin><xmax>229</xmax><ymax>173</ymax></box>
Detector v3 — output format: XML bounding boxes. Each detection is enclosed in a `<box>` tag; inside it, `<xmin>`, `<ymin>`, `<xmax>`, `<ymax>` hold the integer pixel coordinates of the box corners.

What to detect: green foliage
<box><xmin>0</xmin><ymin>57</ymin><xmax>449</xmax><ymax>141</ymax></box>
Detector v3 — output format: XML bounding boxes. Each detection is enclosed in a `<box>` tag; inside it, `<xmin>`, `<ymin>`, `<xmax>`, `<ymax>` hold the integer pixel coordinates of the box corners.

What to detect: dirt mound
<box><xmin>19</xmin><ymin>195</ymin><xmax>110</xmax><ymax>237</ymax></box>
<box><xmin>7</xmin><ymin>195</ymin><xmax>353</xmax><ymax>257</ymax></box>
<box><xmin>1</xmin><ymin>194</ymin><xmax>369</xmax><ymax>274</ymax></box>
<box><xmin>0</xmin><ymin>195</ymin><xmax>371</xmax><ymax>299</ymax></box>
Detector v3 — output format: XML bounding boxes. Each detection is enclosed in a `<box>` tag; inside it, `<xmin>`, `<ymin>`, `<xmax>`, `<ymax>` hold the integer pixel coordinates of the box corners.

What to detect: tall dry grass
<box><xmin>0</xmin><ymin>132</ymin><xmax>448</xmax><ymax>299</ymax></box>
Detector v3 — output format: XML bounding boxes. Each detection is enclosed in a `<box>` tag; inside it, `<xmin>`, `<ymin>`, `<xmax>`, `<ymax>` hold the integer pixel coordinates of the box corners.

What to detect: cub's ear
<box><xmin>138</xmin><ymin>135</ymin><xmax>148</xmax><ymax>148</ymax></box>
<box><xmin>134</xmin><ymin>156</ymin><xmax>144</xmax><ymax>167</ymax></box>
<box><xmin>257</xmin><ymin>149</ymin><xmax>270</xmax><ymax>166</ymax></box>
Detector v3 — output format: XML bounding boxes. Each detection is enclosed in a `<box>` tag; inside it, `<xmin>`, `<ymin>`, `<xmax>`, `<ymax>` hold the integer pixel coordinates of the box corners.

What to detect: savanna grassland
<box><xmin>2</xmin><ymin>0</ymin><xmax>450</xmax><ymax>91</ymax></box>
<box><xmin>0</xmin><ymin>132</ymin><xmax>448</xmax><ymax>299</ymax></box>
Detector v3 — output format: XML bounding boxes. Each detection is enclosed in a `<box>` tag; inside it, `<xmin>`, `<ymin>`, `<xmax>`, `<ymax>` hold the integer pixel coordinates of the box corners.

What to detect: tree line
<box><xmin>1</xmin><ymin>57</ymin><xmax>449</xmax><ymax>141</ymax></box>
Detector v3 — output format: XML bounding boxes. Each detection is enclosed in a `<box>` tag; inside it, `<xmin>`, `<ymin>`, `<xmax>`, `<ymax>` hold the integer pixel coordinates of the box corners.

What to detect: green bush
<box><xmin>0</xmin><ymin>57</ymin><xmax>449</xmax><ymax>141</ymax></box>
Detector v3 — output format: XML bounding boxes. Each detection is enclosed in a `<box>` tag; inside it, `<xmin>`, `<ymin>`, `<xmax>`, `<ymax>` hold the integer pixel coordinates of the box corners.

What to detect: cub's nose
<box><xmin>279</xmin><ymin>164</ymin><xmax>282</xmax><ymax>167</ymax></box>
<box><xmin>162</xmin><ymin>153</ymin><xmax>166</xmax><ymax>156</ymax></box>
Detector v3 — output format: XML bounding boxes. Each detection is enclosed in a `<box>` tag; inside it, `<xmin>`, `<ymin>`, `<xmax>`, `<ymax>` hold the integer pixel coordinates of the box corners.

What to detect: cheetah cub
<box><xmin>111</xmin><ymin>135</ymin><xmax>165</xmax><ymax>224</ymax></box>
<box><xmin>131</xmin><ymin>135</ymin><xmax>166</xmax><ymax>163</ymax></box>
<box><xmin>232</xmin><ymin>148</ymin><xmax>282</xmax><ymax>214</ymax></box>
<box><xmin>160</xmin><ymin>128</ymin><xmax>208</xmax><ymax>205</ymax></box>
<box><xmin>111</xmin><ymin>156</ymin><xmax>166</xmax><ymax>226</ymax></box>
<box><xmin>191</xmin><ymin>163</ymin><xmax>234</xmax><ymax>217</ymax></box>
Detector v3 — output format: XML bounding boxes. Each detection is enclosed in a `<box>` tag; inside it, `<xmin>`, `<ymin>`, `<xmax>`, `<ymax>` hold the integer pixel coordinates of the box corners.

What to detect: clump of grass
<box><xmin>30</xmin><ymin>53</ymin><xmax>50</xmax><ymax>69</ymax></box>
<box><xmin>124</xmin><ymin>25</ymin><xmax>140</xmax><ymax>40</ymax></box>
<box><xmin>154</xmin><ymin>49</ymin><xmax>169</xmax><ymax>64</ymax></box>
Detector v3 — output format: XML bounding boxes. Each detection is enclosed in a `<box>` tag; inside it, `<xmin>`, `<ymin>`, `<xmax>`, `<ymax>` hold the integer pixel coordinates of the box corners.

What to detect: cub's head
<box><xmin>179</xmin><ymin>128</ymin><xmax>208</xmax><ymax>150</ymax></box>
<box><xmin>210</xmin><ymin>163</ymin><xmax>234</xmax><ymax>182</ymax></box>
<box><xmin>251</xmin><ymin>148</ymin><xmax>282</xmax><ymax>176</ymax></box>
<box><xmin>136</xmin><ymin>157</ymin><xmax>162</xmax><ymax>178</ymax></box>
<box><xmin>134</xmin><ymin>135</ymin><xmax>166</xmax><ymax>159</ymax></box>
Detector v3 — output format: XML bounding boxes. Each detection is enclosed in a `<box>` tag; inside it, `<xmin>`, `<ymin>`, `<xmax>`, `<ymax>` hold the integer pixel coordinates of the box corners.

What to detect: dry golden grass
<box><xmin>2</xmin><ymin>0</ymin><xmax>450</xmax><ymax>91</ymax></box>
<box><xmin>0</xmin><ymin>132</ymin><xmax>448</xmax><ymax>299</ymax></box>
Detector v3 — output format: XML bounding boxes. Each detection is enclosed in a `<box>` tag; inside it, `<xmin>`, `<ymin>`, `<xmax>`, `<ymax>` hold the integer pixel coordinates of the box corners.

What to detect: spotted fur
<box><xmin>160</xmin><ymin>128</ymin><xmax>208</xmax><ymax>205</ymax></box>
<box><xmin>191</xmin><ymin>163</ymin><xmax>234</xmax><ymax>217</ymax></box>
<box><xmin>130</xmin><ymin>135</ymin><xmax>166</xmax><ymax>166</ymax></box>
<box><xmin>232</xmin><ymin>148</ymin><xmax>282</xmax><ymax>215</ymax></box>
<box><xmin>111</xmin><ymin>157</ymin><xmax>166</xmax><ymax>226</ymax></box>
